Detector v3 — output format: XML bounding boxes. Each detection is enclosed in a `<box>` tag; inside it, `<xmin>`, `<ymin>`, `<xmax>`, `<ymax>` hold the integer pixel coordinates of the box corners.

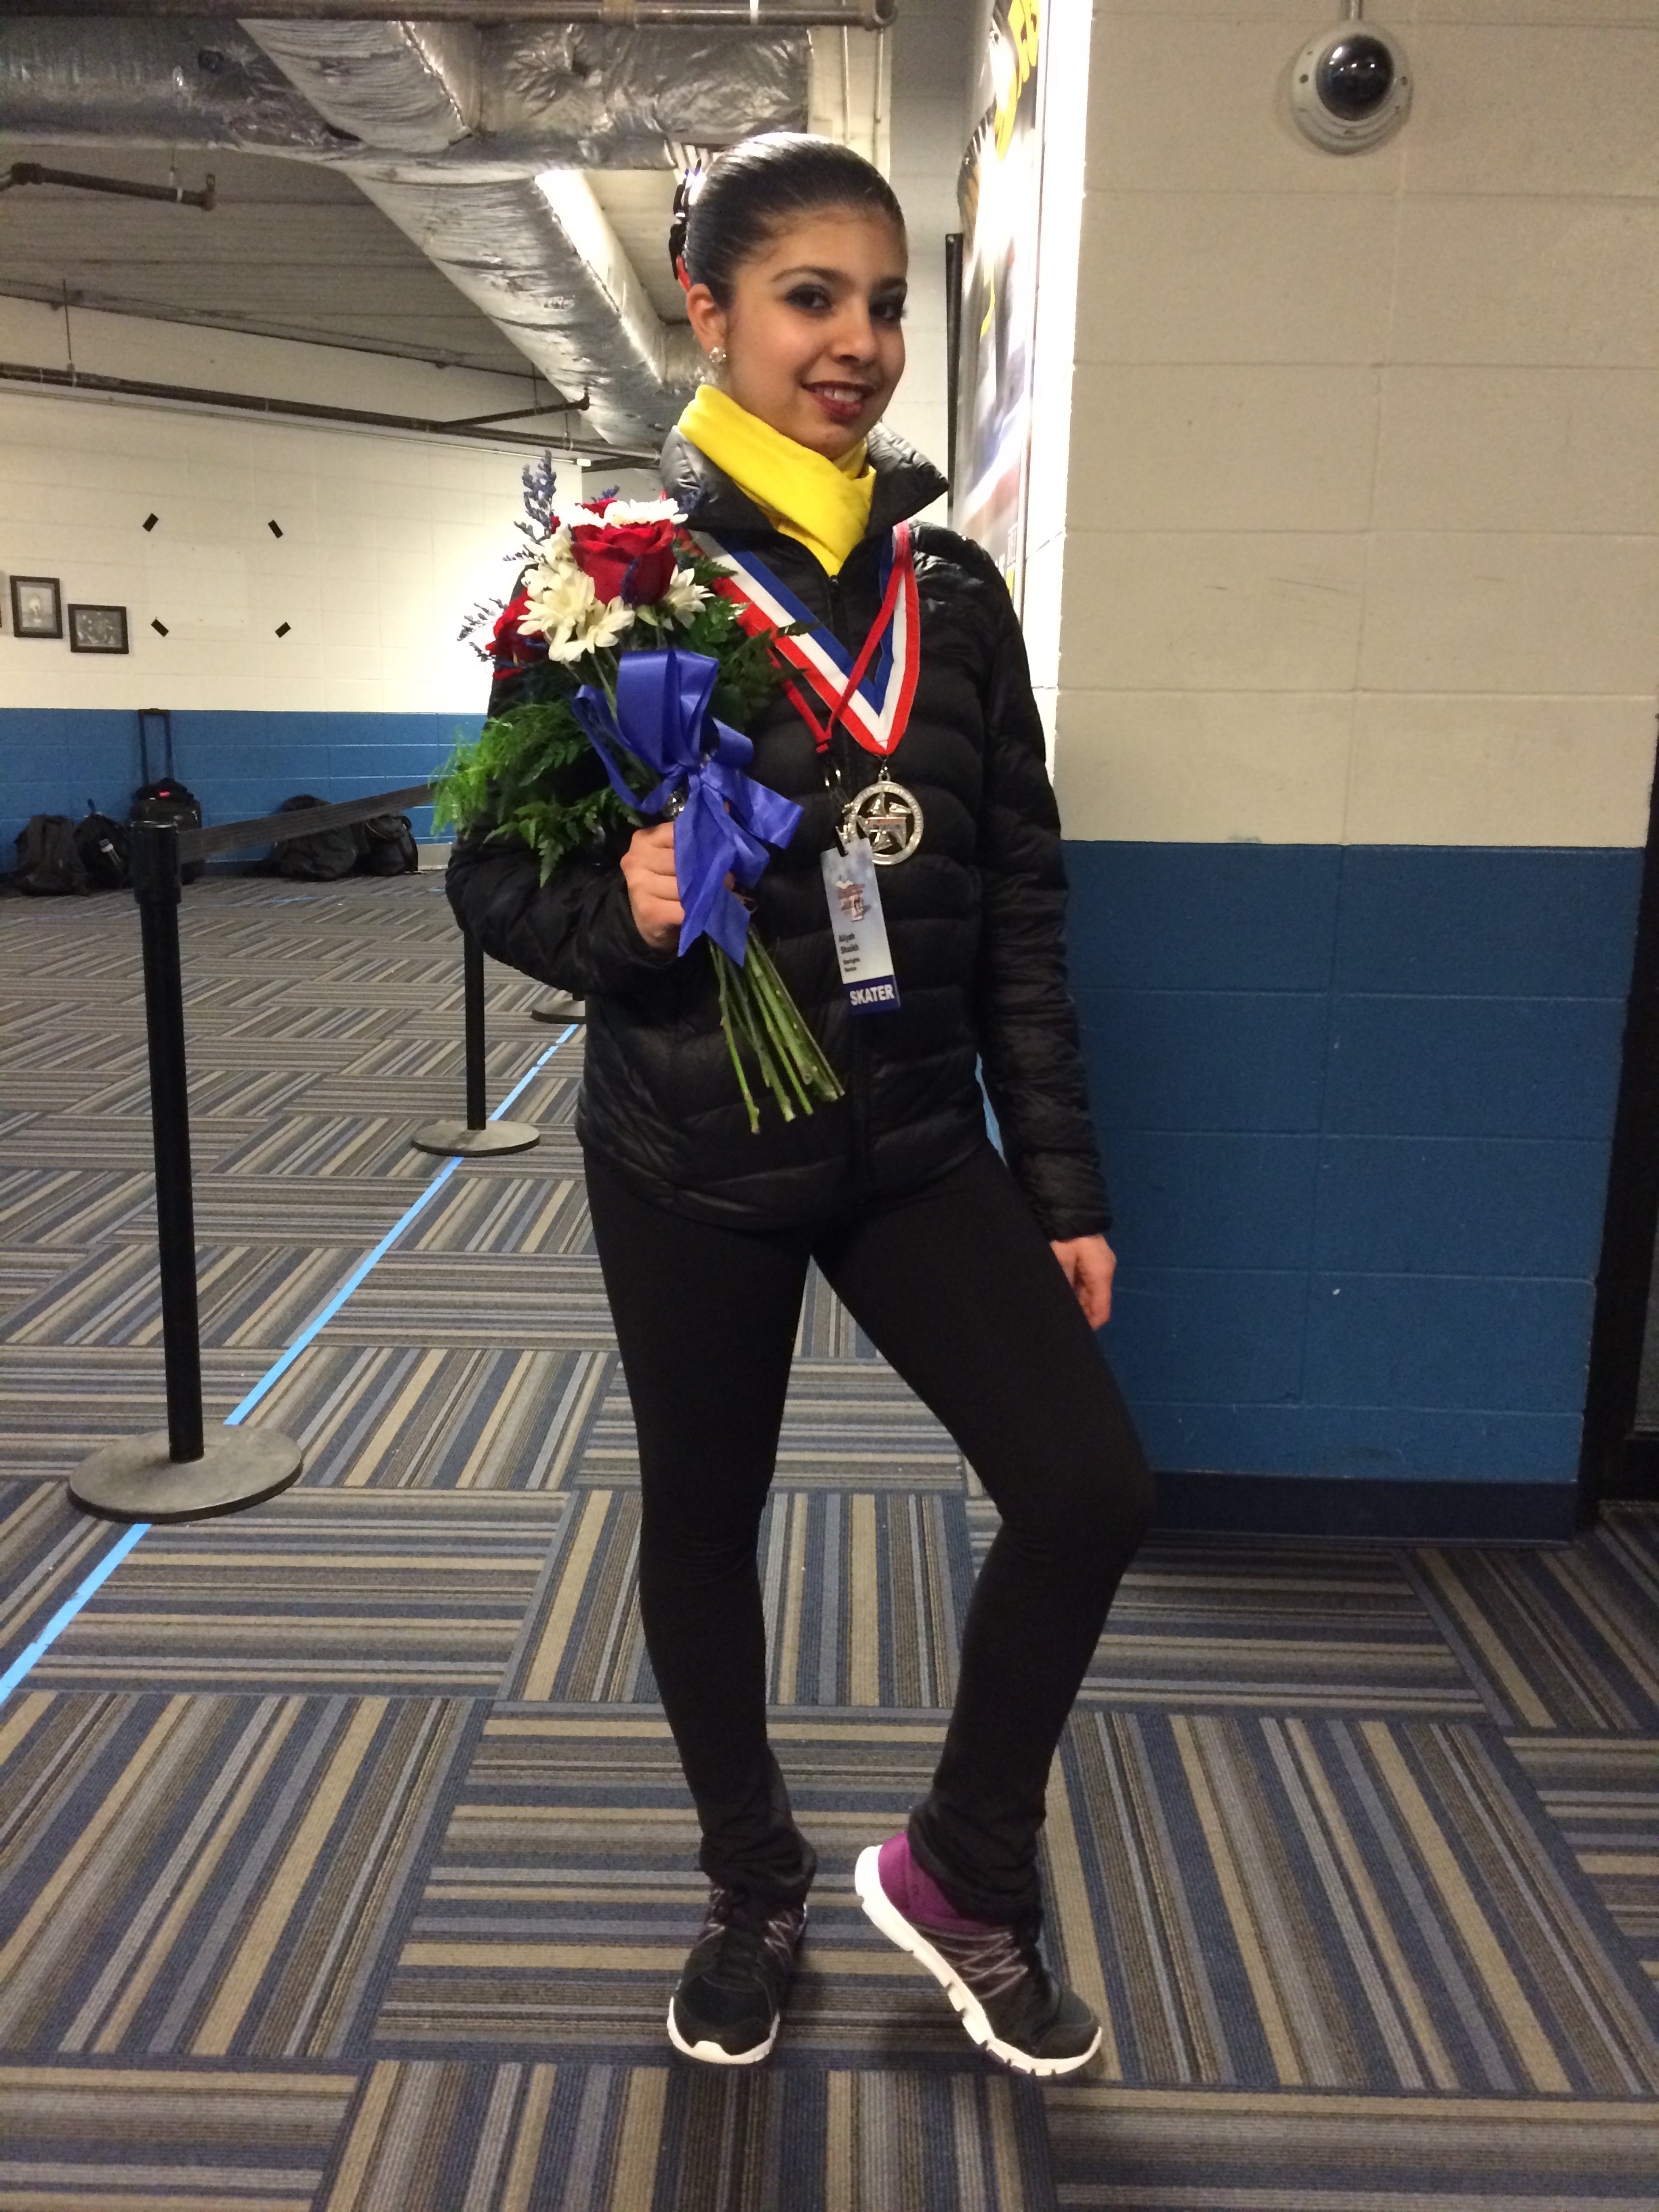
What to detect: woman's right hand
<box><xmin>620</xmin><ymin>823</ymin><xmax>683</xmax><ymax>951</ymax></box>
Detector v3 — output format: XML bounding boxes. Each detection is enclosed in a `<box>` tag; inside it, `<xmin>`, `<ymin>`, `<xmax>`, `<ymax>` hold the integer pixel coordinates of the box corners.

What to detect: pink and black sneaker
<box><xmin>855</xmin><ymin>1833</ymin><xmax>1100</xmax><ymax>2076</ymax></box>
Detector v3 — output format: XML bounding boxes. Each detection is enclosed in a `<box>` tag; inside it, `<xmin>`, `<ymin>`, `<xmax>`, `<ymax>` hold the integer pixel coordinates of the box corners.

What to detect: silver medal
<box><xmin>840</xmin><ymin>777</ymin><xmax>924</xmax><ymax>866</ymax></box>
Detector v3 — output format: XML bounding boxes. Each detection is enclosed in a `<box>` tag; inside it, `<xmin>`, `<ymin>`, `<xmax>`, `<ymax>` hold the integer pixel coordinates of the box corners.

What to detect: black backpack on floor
<box><xmin>271</xmin><ymin>794</ymin><xmax>364</xmax><ymax>881</ymax></box>
<box><xmin>130</xmin><ymin>709</ymin><xmax>203</xmax><ymax>884</ymax></box>
<box><xmin>357</xmin><ymin>812</ymin><xmax>419</xmax><ymax>876</ymax></box>
<box><xmin>14</xmin><ymin>814</ymin><xmax>87</xmax><ymax>895</ymax></box>
<box><xmin>75</xmin><ymin>811</ymin><xmax>129</xmax><ymax>891</ymax></box>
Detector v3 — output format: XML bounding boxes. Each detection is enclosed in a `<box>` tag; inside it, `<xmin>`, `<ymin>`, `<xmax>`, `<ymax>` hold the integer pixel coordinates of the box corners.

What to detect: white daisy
<box><xmin>662</xmin><ymin>569</ymin><xmax>712</xmax><ymax>626</ymax></box>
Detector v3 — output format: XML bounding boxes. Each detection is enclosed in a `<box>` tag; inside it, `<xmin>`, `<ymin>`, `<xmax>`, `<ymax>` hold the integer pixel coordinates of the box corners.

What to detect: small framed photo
<box><xmin>9</xmin><ymin>575</ymin><xmax>63</xmax><ymax>638</ymax></box>
<box><xmin>67</xmin><ymin>602</ymin><xmax>129</xmax><ymax>656</ymax></box>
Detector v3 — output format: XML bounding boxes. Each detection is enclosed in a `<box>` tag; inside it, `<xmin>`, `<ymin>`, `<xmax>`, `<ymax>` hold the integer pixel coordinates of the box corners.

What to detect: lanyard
<box><xmin>781</xmin><ymin>533</ymin><xmax>907</xmax><ymax>757</ymax></box>
<box><xmin>699</xmin><ymin>522</ymin><xmax>921</xmax><ymax>769</ymax></box>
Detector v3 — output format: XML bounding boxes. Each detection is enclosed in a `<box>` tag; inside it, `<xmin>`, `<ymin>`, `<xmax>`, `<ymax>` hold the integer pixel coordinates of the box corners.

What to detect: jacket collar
<box><xmin>659</xmin><ymin>421</ymin><xmax>948</xmax><ymax>551</ymax></box>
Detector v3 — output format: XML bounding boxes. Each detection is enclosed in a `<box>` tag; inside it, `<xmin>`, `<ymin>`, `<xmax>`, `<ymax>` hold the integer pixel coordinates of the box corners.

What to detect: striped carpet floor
<box><xmin>1</xmin><ymin>876</ymin><xmax>1656</xmax><ymax>2209</ymax></box>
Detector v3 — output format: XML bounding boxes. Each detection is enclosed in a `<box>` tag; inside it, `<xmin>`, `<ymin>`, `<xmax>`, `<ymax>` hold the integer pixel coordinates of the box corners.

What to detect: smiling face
<box><xmin>684</xmin><ymin>205</ymin><xmax>907</xmax><ymax>460</ymax></box>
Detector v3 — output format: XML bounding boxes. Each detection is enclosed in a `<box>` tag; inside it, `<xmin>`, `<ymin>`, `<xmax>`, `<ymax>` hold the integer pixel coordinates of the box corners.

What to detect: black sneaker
<box><xmin>666</xmin><ymin>1886</ymin><xmax>807</xmax><ymax>2065</ymax></box>
<box><xmin>855</xmin><ymin>1834</ymin><xmax>1100</xmax><ymax>2076</ymax></box>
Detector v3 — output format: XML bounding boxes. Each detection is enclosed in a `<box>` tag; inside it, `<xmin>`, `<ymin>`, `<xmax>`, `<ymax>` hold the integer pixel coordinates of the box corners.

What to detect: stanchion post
<box><xmin>411</xmin><ymin>930</ymin><xmax>540</xmax><ymax>1158</ymax></box>
<box><xmin>71</xmin><ymin>821</ymin><xmax>302</xmax><ymax>1522</ymax></box>
<box><xmin>132</xmin><ymin>821</ymin><xmax>205</xmax><ymax>1462</ymax></box>
<box><xmin>464</xmin><ymin>932</ymin><xmax>488</xmax><ymax>1130</ymax></box>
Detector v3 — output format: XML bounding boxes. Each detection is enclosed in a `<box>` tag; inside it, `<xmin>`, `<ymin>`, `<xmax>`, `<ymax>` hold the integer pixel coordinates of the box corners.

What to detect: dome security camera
<box><xmin>1290</xmin><ymin>11</ymin><xmax>1411</xmax><ymax>154</ymax></box>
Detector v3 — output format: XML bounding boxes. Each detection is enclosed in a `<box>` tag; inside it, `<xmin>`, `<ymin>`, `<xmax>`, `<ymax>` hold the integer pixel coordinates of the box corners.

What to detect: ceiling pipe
<box><xmin>1</xmin><ymin>161</ymin><xmax>218</xmax><ymax>210</ymax></box>
<box><xmin>0</xmin><ymin>359</ymin><xmax>658</xmax><ymax>462</ymax></box>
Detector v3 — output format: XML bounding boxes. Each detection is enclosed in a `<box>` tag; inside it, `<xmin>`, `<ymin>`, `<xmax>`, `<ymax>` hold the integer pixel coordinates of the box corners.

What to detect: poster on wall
<box><xmin>952</xmin><ymin>0</ymin><xmax>1046</xmax><ymax>615</ymax></box>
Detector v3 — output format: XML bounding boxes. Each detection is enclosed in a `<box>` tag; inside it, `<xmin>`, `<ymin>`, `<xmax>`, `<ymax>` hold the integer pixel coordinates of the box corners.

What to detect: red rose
<box><xmin>490</xmin><ymin>592</ymin><xmax>546</xmax><ymax>673</ymax></box>
<box><xmin>569</xmin><ymin>518</ymin><xmax>680</xmax><ymax>608</ymax></box>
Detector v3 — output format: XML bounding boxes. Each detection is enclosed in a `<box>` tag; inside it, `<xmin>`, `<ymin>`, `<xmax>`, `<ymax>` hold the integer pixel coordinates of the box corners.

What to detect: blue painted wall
<box><xmin>1067</xmin><ymin>842</ymin><xmax>1641</xmax><ymax>1490</ymax></box>
<box><xmin>0</xmin><ymin>708</ymin><xmax>483</xmax><ymax>857</ymax></box>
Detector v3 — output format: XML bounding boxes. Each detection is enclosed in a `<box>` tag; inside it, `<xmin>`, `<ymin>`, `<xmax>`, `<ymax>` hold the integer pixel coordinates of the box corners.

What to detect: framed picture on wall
<box><xmin>9</xmin><ymin>575</ymin><xmax>63</xmax><ymax>638</ymax></box>
<box><xmin>67</xmin><ymin>602</ymin><xmax>129</xmax><ymax>656</ymax></box>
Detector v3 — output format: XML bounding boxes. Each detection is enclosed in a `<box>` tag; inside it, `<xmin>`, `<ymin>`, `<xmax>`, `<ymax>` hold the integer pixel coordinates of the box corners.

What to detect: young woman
<box><xmin>450</xmin><ymin>133</ymin><xmax>1153</xmax><ymax>2077</ymax></box>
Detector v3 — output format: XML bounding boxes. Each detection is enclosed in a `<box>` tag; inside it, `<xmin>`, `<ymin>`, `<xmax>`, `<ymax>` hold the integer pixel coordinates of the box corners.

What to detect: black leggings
<box><xmin>586</xmin><ymin>1142</ymin><xmax>1153</xmax><ymax>1927</ymax></box>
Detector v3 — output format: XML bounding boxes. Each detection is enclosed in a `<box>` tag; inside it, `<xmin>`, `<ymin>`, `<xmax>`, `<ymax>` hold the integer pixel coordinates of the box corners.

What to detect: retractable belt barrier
<box><xmin>70</xmin><ymin>785</ymin><xmax>544</xmax><ymax>1524</ymax></box>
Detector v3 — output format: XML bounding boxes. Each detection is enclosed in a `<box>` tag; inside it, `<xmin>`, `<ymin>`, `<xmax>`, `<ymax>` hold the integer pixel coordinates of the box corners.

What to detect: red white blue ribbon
<box><xmin>695</xmin><ymin>522</ymin><xmax>920</xmax><ymax>762</ymax></box>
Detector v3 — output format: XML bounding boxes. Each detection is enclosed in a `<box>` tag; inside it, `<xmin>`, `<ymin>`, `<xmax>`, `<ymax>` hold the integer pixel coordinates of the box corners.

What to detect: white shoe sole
<box><xmin>665</xmin><ymin>1999</ymin><xmax>778</xmax><ymax>2066</ymax></box>
<box><xmin>853</xmin><ymin>1844</ymin><xmax>1101</xmax><ymax>2078</ymax></box>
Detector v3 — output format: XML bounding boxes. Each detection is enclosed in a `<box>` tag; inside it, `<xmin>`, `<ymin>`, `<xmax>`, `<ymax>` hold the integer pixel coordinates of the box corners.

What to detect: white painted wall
<box><xmin>0</xmin><ymin>295</ymin><xmax>659</xmax><ymax>714</ymax></box>
<box><xmin>1048</xmin><ymin>0</ymin><xmax>1659</xmax><ymax>849</ymax></box>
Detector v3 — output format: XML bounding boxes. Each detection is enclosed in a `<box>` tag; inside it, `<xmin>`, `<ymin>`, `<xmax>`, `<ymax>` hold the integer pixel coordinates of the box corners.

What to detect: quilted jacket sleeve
<box><xmin>956</xmin><ymin>537</ymin><xmax>1112</xmax><ymax>1240</ymax></box>
<box><xmin>447</xmin><ymin>828</ymin><xmax>679</xmax><ymax>1000</ymax></box>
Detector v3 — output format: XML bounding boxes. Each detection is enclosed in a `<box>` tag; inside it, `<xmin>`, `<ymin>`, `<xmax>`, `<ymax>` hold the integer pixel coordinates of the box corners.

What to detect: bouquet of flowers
<box><xmin>434</xmin><ymin>460</ymin><xmax>842</xmax><ymax>1132</ymax></box>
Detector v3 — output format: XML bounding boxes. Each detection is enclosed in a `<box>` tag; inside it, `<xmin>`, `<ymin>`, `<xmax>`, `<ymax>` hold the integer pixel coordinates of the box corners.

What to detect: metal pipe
<box><xmin>37</xmin><ymin>1</ymin><xmax>898</xmax><ymax>20</ymax></box>
<box><xmin>0</xmin><ymin>361</ymin><xmax>658</xmax><ymax>463</ymax></box>
<box><xmin>130</xmin><ymin>823</ymin><xmax>205</xmax><ymax>1467</ymax></box>
<box><xmin>464</xmin><ymin>935</ymin><xmax>489</xmax><ymax>1130</ymax></box>
<box><xmin>441</xmin><ymin>398</ymin><xmax>592</xmax><ymax>428</ymax></box>
<box><xmin>2</xmin><ymin>160</ymin><xmax>216</xmax><ymax>209</ymax></box>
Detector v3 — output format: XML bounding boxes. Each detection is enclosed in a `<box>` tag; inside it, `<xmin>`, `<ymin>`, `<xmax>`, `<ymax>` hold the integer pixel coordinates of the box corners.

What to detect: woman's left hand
<box><xmin>1050</xmin><ymin>1234</ymin><xmax>1115</xmax><ymax>1329</ymax></box>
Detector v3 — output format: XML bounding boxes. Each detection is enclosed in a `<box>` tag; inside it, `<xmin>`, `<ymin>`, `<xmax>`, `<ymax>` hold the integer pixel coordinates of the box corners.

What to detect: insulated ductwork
<box><xmin>239</xmin><ymin>18</ymin><xmax>481</xmax><ymax>157</ymax></box>
<box><xmin>0</xmin><ymin>14</ymin><xmax>819</xmax><ymax>447</ymax></box>
<box><xmin>350</xmin><ymin>168</ymin><xmax>701</xmax><ymax>444</ymax></box>
<box><xmin>237</xmin><ymin>16</ymin><xmax>761</xmax><ymax>441</ymax></box>
<box><xmin>0</xmin><ymin>20</ymin><xmax>356</xmax><ymax>157</ymax></box>
<box><xmin>0</xmin><ymin>19</ymin><xmax>809</xmax><ymax>178</ymax></box>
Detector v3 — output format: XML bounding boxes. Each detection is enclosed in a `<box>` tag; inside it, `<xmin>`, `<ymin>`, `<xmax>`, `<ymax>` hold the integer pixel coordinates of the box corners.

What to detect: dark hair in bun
<box><xmin>670</xmin><ymin>132</ymin><xmax>905</xmax><ymax>308</ymax></box>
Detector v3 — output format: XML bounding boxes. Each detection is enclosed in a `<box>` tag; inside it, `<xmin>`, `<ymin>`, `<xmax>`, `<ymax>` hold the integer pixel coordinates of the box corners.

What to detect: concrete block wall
<box><xmin>1048</xmin><ymin>0</ymin><xmax>1659</xmax><ymax>1521</ymax></box>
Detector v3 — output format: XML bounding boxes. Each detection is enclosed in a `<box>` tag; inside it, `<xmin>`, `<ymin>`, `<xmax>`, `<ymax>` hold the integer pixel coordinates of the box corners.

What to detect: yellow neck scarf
<box><xmin>676</xmin><ymin>384</ymin><xmax>874</xmax><ymax>577</ymax></box>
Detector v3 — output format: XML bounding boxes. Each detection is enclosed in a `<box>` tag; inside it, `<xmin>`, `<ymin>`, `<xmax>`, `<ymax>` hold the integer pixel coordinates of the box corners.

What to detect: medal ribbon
<box><xmin>695</xmin><ymin>523</ymin><xmax>920</xmax><ymax>762</ymax></box>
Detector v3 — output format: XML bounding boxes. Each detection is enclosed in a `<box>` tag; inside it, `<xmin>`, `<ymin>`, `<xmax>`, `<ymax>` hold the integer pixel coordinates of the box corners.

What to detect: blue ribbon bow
<box><xmin>572</xmin><ymin>647</ymin><xmax>802</xmax><ymax>963</ymax></box>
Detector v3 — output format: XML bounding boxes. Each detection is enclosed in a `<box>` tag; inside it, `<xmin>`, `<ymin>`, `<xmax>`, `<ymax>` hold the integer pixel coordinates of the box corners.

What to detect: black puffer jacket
<box><xmin>447</xmin><ymin>425</ymin><xmax>1109</xmax><ymax>1240</ymax></box>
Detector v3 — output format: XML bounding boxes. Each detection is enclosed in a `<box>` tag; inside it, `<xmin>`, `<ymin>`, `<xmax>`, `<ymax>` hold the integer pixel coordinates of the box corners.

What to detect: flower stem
<box><xmin>709</xmin><ymin>937</ymin><xmax>842</xmax><ymax>1130</ymax></box>
<box><xmin>712</xmin><ymin>944</ymin><xmax>760</xmax><ymax>1134</ymax></box>
<box><xmin>745</xmin><ymin>937</ymin><xmax>844</xmax><ymax>1101</ymax></box>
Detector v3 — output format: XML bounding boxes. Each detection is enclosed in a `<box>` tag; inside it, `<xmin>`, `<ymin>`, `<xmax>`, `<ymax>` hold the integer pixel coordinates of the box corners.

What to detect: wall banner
<box><xmin>952</xmin><ymin>0</ymin><xmax>1046</xmax><ymax>613</ymax></box>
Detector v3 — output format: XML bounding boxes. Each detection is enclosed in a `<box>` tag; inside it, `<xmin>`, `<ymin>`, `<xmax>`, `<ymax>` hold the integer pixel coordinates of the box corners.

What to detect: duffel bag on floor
<box><xmin>14</xmin><ymin>813</ymin><xmax>88</xmax><ymax>895</ymax></box>
<box><xmin>357</xmin><ymin>812</ymin><xmax>419</xmax><ymax>876</ymax></box>
<box><xmin>270</xmin><ymin>794</ymin><xmax>365</xmax><ymax>880</ymax></box>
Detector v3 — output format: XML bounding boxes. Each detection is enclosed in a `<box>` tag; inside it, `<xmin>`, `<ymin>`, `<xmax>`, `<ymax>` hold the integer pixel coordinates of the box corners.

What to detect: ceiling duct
<box><xmin>0</xmin><ymin>19</ymin><xmax>809</xmax><ymax>180</ymax></box>
<box><xmin>0</xmin><ymin>14</ymin><xmax>816</xmax><ymax>447</ymax></box>
<box><xmin>237</xmin><ymin>16</ymin><xmax>769</xmax><ymax>441</ymax></box>
<box><xmin>347</xmin><ymin>167</ymin><xmax>701</xmax><ymax>445</ymax></box>
<box><xmin>7</xmin><ymin>1</ymin><xmax>892</xmax><ymax>18</ymax></box>
<box><xmin>239</xmin><ymin>18</ymin><xmax>480</xmax><ymax>156</ymax></box>
<box><xmin>0</xmin><ymin>20</ymin><xmax>355</xmax><ymax>158</ymax></box>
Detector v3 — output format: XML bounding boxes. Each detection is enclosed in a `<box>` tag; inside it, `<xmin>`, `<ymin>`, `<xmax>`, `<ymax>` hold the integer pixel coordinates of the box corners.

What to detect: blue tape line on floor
<box><xmin>0</xmin><ymin>1523</ymin><xmax>149</xmax><ymax>1704</ymax></box>
<box><xmin>0</xmin><ymin>1023</ymin><xmax>578</xmax><ymax>1706</ymax></box>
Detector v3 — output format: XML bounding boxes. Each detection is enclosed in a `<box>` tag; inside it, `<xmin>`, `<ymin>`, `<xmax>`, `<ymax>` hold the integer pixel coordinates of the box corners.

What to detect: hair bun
<box><xmin>668</xmin><ymin>171</ymin><xmax>697</xmax><ymax>285</ymax></box>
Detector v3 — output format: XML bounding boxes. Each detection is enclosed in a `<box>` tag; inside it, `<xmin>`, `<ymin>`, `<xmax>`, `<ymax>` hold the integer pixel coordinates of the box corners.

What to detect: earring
<box><xmin>708</xmin><ymin>345</ymin><xmax>727</xmax><ymax>371</ymax></box>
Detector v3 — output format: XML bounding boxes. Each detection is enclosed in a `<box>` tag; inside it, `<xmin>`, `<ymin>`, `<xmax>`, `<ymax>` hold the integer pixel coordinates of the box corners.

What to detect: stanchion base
<box><xmin>530</xmin><ymin>996</ymin><xmax>585</xmax><ymax>1024</ymax></box>
<box><xmin>409</xmin><ymin>1119</ymin><xmax>540</xmax><ymax>1157</ymax></box>
<box><xmin>71</xmin><ymin>1425</ymin><xmax>304</xmax><ymax>1523</ymax></box>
